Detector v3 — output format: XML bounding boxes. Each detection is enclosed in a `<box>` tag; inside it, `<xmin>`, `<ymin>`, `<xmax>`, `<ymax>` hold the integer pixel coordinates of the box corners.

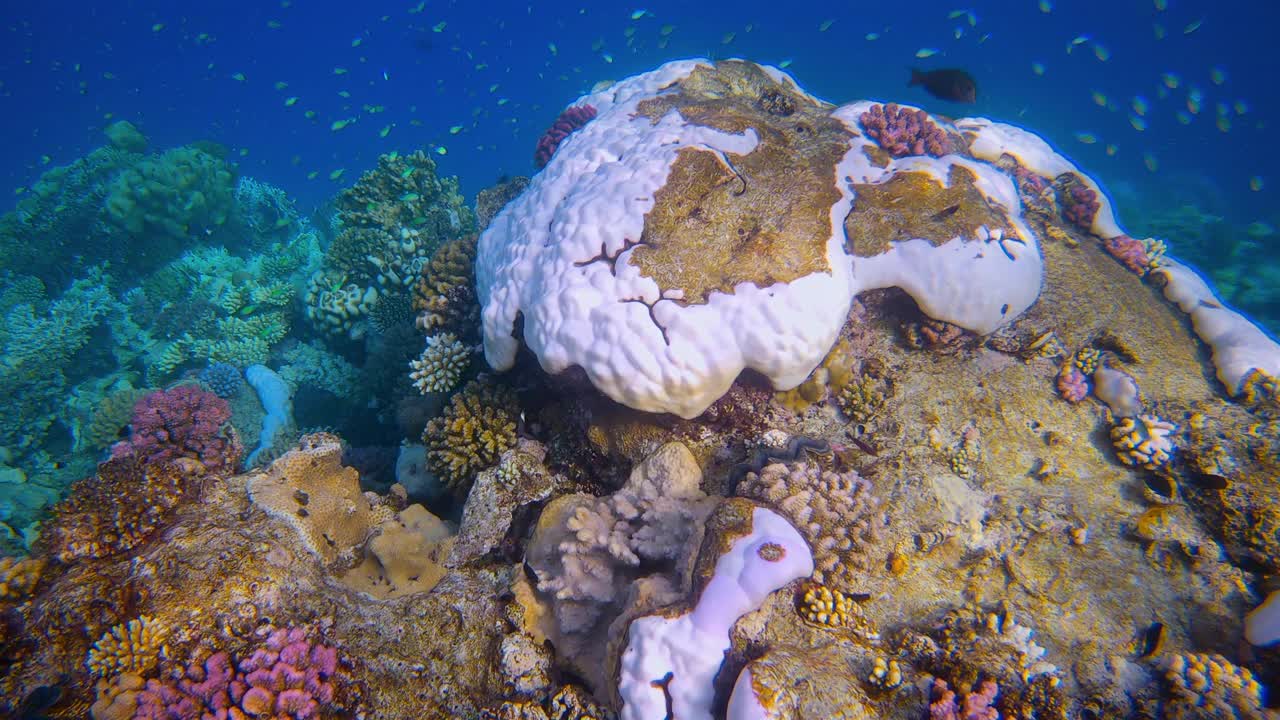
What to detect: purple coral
<box><xmin>1103</xmin><ymin>234</ymin><xmax>1151</xmax><ymax>275</ymax></box>
<box><xmin>929</xmin><ymin>678</ymin><xmax>1000</xmax><ymax>720</ymax></box>
<box><xmin>1059</xmin><ymin>181</ymin><xmax>1100</xmax><ymax>229</ymax></box>
<box><xmin>533</xmin><ymin>104</ymin><xmax>597</xmax><ymax>169</ymax></box>
<box><xmin>1055</xmin><ymin>363</ymin><xmax>1089</xmax><ymax>403</ymax></box>
<box><xmin>134</xmin><ymin>627</ymin><xmax>339</xmax><ymax>720</ymax></box>
<box><xmin>111</xmin><ymin>385</ymin><xmax>240</xmax><ymax>474</ymax></box>
<box><xmin>859</xmin><ymin>103</ymin><xmax>948</xmax><ymax>158</ymax></box>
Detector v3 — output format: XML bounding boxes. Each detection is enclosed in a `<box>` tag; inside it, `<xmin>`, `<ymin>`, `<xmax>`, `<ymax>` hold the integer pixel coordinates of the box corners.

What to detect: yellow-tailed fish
<box><xmin>1143</xmin><ymin>152</ymin><xmax>1158</xmax><ymax>171</ymax></box>
<box><xmin>1074</xmin><ymin>132</ymin><xmax>1097</xmax><ymax>144</ymax></box>
<box><xmin>916</xmin><ymin>48</ymin><xmax>938</xmax><ymax>58</ymax></box>
<box><xmin>1234</xmin><ymin>100</ymin><xmax>1249</xmax><ymax>115</ymax></box>
<box><xmin>779</xmin><ymin>59</ymin><xmax>793</xmax><ymax>69</ymax></box>
<box><xmin>1093</xmin><ymin>43</ymin><xmax>1109</xmax><ymax>61</ymax></box>
<box><xmin>1153</xmin><ymin>23</ymin><xmax>1166</xmax><ymax>39</ymax></box>
<box><xmin>284</xmin><ymin>96</ymin><xmax>298</xmax><ymax>106</ymax></box>
<box><xmin>435</xmin><ymin>146</ymin><xmax>447</xmax><ymax>155</ymax></box>
<box><xmin>379</xmin><ymin>125</ymin><xmax>391</xmax><ymax>137</ymax></box>
<box><xmin>1183</xmin><ymin>19</ymin><xmax>1202</xmax><ymax>34</ymax></box>
<box><xmin>152</xmin><ymin>23</ymin><xmax>165</xmax><ymax>32</ymax></box>
<box><xmin>1249</xmin><ymin>176</ymin><xmax>1264</xmax><ymax>192</ymax></box>
<box><xmin>1106</xmin><ymin>144</ymin><xmax>1118</xmax><ymax>156</ymax></box>
<box><xmin>722</xmin><ymin>32</ymin><xmax>735</xmax><ymax>44</ymax></box>
<box><xmin>819</xmin><ymin>19</ymin><xmax>834</xmax><ymax>32</ymax></box>
<box><xmin>1210</xmin><ymin>67</ymin><xmax>1226</xmax><ymax>85</ymax></box>
<box><xmin>1129</xmin><ymin>115</ymin><xmax>1146</xmax><ymax>131</ymax></box>
<box><xmin>1216</xmin><ymin>116</ymin><xmax>1230</xmax><ymax>132</ymax></box>
<box><xmin>1132</xmin><ymin>97</ymin><xmax>1148</xmax><ymax>115</ymax></box>
<box><xmin>274</xmin><ymin>81</ymin><xmax>288</xmax><ymax>90</ymax></box>
<box><xmin>865</xmin><ymin>32</ymin><xmax>880</xmax><ymax>40</ymax></box>
<box><xmin>433</xmin><ymin>21</ymin><xmax>446</xmax><ymax>32</ymax></box>
<box><xmin>1032</xmin><ymin>62</ymin><xmax>1046</xmax><ymax>75</ymax></box>
<box><xmin>1161</xmin><ymin>72</ymin><xmax>1180</xmax><ymax>89</ymax></box>
<box><xmin>329</xmin><ymin>169</ymin><xmax>345</xmax><ymax>180</ymax></box>
<box><xmin>1039</xmin><ymin>0</ymin><xmax>1052</xmax><ymax>12</ymax></box>
<box><xmin>232</xmin><ymin>72</ymin><xmax>246</xmax><ymax>82</ymax></box>
<box><xmin>333</xmin><ymin>67</ymin><xmax>348</xmax><ymax>75</ymax></box>
<box><xmin>331</xmin><ymin>119</ymin><xmax>351</xmax><ymax>131</ymax></box>
<box><xmin>1091</xmin><ymin>91</ymin><xmax>1107</xmax><ymax>107</ymax></box>
<box><xmin>449</xmin><ymin>125</ymin><xmax>463</xmax><ymax>134</ymax></box>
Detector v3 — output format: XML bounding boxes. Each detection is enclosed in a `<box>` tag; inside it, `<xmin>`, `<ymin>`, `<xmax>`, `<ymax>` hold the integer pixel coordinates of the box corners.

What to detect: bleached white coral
<box><xmin>409</xmin><ymin>332</ymin><xmax>469</xmax><ymax>394</ymax></box>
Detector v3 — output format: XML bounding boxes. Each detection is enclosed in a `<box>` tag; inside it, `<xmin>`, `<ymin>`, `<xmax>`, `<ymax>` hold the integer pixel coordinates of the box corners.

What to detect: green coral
<box><xmin>423</xmin><ymin>379</ymin><xmax>519</xmax><ymax>496</ymax></box>
<box><xmin>278</xmin><ymin>341</ymin><xmax>361</xmax><ymax>402</ymax></box>
<box><xmin>103</xmin><ymin>146</ymin><xmax>235</xmax><ymax>250</ymax></box>
<box><xmin>85</xmin><ymin>387</ymin><xmax>150</xmax><ymax>451</ymax></box>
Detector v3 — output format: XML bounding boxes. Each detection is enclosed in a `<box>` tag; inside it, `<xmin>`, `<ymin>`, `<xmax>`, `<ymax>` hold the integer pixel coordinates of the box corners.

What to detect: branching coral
<box><xmin>1157</xmin><ymin>653</ymin><xmax>1265</xmax><ymax>720</ymax></box>
<box><xmin>860</xmin><ymin>103</ymin><xmax>947</xmax><ymax>158</ymax></box>
<box><xmin>199</xmin><ymin>361</ymin><xmax>243</xmax><ymax>398</ymax></box>
<box><xmin>111</xmin><ymin>385</ymin><xmax>241</xmax><ymax>474</ymax></box>
<box><xmin>412</xmin><ymin>235</ymin><xmax>479</xmax><ymax>338</ymax></box>
<box><xmin>1110</xmin><ymin>414</ymin><xmax>1177</xmax><ymax>470</ymax></box>
<box><xmin>87</xmin><ymin>616</ymin><xmax>168</xmax><ymax>678</ymax></box>
<box><xmin>0</xmin><ymin>556</ymin><xmax>46</xmax><ymax>600</ymax></box>
<box><xmin>423</xmin><ymin>379</ymin><xmax>519</xmax><ymax>496</ymax></box>
<box><xmin>132</xmin><ymin>627</ymin><xmax>340</xmax><ymax>720</ymax></box>
<box><xmin>410</xmin><ymin>332</ymin><xmax>470</xmax><ymax>394</ymax></box>
<box><xmin>736</xmin><ymin>460</ymin><xmax>883</xmax><ymax>589</ymax></box>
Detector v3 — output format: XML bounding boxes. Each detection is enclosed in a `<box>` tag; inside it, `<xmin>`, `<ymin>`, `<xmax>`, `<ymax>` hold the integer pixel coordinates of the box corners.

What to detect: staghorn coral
<box><xmin>1156</xmin><ymin>653</ymin><xmax>1264</xmax><ymax>720</ymax></box>
<box><xmin>412</xmin><ymin>235</ymin><xmax>479</xmax><ymax>338</ymax></box>
<box><xmin>111</xmin><ymin>385</ymin><xmax>241</xmax><ymax>474</ymax></box>
<box><xmin>132</xmin><ymin>626</ymin><xmax>340</xmax><ymax>720</ymax></box>
<box><xmin>423</xmin><ymin>379</ymin><xmax>519</xmax><ymax>496</ymax></box>
<box><xmin>1110</xmin><ymin>414</ymin><xmax>1177</xmax><ymax>470</ymax></box>
<box><xmin>860</xmin><ymin>103</ymin><xmax>947</xmax><ymax>158</ymax></box>
<box><xmin>736</xmin><ymin>460</ymin><xmax>883</xmax><ymax>589</ymax></box>
<box><xmin>36</xmin><ymin>457</ymin><xmax>201</xmax><ymax>562</ymax></box>
<box><xmin>0</xmin><ymin>556</ymin><xmax>46</xmax><ymax>600</ymax></box>
<box><xmin>534</xmin><ymin>105</ymin><xmax>598</xmax><ymax>168</ymax></box>
<box><xmin>86</xmin><ymin>616</ymin><xmax>167</xmax><ymax>678</ymax></box>
<box><xmin>409</xmin><ymin>332</ymin><xmax>470</xmax><ymax>394</ymax></box>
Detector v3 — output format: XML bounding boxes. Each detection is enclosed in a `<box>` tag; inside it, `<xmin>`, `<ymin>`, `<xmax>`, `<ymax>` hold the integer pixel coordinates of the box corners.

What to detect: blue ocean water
<box><xmin>2</xmin><ymin>0</ymin><xmax>1276</xmax><ymax>222</ymax></box>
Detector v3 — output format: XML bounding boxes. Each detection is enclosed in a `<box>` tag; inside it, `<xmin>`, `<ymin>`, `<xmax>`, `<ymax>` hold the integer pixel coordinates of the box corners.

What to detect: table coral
<box><xmin>423</xmin><ymin>378</ymin><xmax>519</xmax><ymax>496</ymax></box>
<box><xmin>736</xmin><ymin>460</ymin><xmax>883</xmax><ymax>589</ymax></box>
<box><xmin>860</xmin><ymin>102</ymin><xmax>948</xmax><ymax>158</ymax></box>
<box><xmin>111</xmin><ymin>385</ymin><xmax>241</xmax><ymax>474</ymax></box>
<box><xmin>410</xmin><ymin>332</ymin><xmax>469</xmax><ymax>394</ymax></box>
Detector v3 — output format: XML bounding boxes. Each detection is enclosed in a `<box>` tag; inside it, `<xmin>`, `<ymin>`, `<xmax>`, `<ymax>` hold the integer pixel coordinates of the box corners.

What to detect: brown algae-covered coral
<box><xmin>423</xmin><ymin>378</ymin><xmax>520</xmax><ymax>496</ymax></box>
<box><xmin>412</xmin><ymin>234</ymin><xmax>480</xmax><ymax>337</ymax></box>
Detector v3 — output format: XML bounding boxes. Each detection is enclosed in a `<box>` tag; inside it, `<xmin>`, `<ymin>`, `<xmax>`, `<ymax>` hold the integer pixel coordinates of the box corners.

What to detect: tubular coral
<box><xmin>111</xmin><ymin>385</ymin><xmax>240</xmax><ymax>474</ymax></box>
<box><xmin>1104</xmin><ymin>234</ymin><xmax>1153</xmax><ymax>275</ymax></box>
<box><xmin>534</xmin><ymin>105</ymin><xmax>597</xmax><ymax>168</ymax></box>
<box><xmin>423</xmin><ymin>379</ymin><xmax>519</xmax><ymax>496</ymax></box>
<box><xmin>859</xmin><ymin>103</ymin><xmax>947</xmax><ymax>158</ymax></box>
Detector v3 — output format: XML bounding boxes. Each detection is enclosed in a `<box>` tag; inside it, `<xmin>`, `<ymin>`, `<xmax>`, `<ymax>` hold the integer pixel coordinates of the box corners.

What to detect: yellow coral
<box><xmin>834</xmin><ymin>374</ymin><xmax>888</xmax><ymax>424</ymax></box>
<box><xmin>0</xmin><ymin>556</ymin><xmax>46</xmax><ymax>600</ymax></box>
<box><xmin>87</xmin><ymin>616</ymin><xmax>168</xmax><ymax>677</ymax></box>
<box><xmin>867</xmin><ymin>656</ymin><xmax>903</xmax><ymax>690</ymax></box>
<box><xmin>1111</xmin><ymin>414</ymin><xmax>1177</xmax><ymax>470</ymax></box>
<box><xmin>423</xmin><ymin>379</ymin><xmax>519</xmax><ymax>496</ymax></box>
<box><xmin>1073</xmin><ymin>347</ymin><xmax>1102</xmax><ymax>375</ymax></box>
<box><xmin>799</xmin><ymin>583</ymin><xmax>857</xmax><ymax>628</ymax></box>
<box><xmin>1158</xmin><ymin>653</ymin><xmax>1264</xmax><ymax>720</ymax></box>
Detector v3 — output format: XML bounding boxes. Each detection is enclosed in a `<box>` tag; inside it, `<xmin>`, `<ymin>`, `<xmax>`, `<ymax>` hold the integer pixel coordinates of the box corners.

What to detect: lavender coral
<box><xmin>860</xmin><ymin>103</ymin><xmax>947</xmax><ymax>157</ymax></box>
<box><xmin>133</xmin><ymin>627</ymin><xmax>339</xmax><ymax>720</ymax></box>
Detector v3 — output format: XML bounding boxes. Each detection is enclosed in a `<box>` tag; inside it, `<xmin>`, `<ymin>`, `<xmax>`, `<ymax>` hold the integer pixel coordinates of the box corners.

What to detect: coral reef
<box><xmin>476</xmin><ymin>177</ymin><xmax>531</xmax><ymax>230</ymax></box>
<box><xmin>410</xmin><ymin>332</ymin><xmax>470</xmax><ymax>394</ymax></box>
<box><xmin>1110</xmin><ymin>414</ymin><xmax>1177</xmax><ymax>470</ymax></box>
<box><xmin>111</xmin><ymin>385</ymin><xmax>241</xmax><ymax>474</ymax></box>
<box><xmin>533</xmin><ymin>105</ymin><xmax>598</xmax><ymax>168</ymax></box>
<box><xmin>860</xmin><ymin>102</ymin><xmax>948</xmax><ymax>157</ymax></box>
<box><xmin>87</xmin><ymin>616</ymin><xmax>168</xmax><ymax>678</ymax></box>
<box><xmin>1156</xmin><ymin>653</ymin><xmax>1264</xmax><ymax>720</ymax></box>
<box><xmin>412</xmin><ymin>234</ymin><xmax>479</xmax><ymax>338</ymax></box>
<box><xmin>131</xmin><ymin>627</ymin><xmax>340</xmax><ymax>720</ymax></box>
<box><xmin>423</xmin><ymin>379</ymin><xmax>519</xmax><ymax>496</ymax></box>
<box><xmin>199</xmin><ymin>361</ymin><xmax>243</xmax><ymax>399</ymax></box>
<box><xmin>736</xmin><ymin>460</ymin><xmax>883</xmax><ymax>589</ymax></box>
<box><xmin>36</xmin><ymin>456</ymin><xmax>201</xmax><ymax>562</ymax></box>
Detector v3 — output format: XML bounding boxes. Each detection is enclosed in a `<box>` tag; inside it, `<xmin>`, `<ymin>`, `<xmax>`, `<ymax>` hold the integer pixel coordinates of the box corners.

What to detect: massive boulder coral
<box><xmin>478</xmin><ymin>59</ymin><xmax>1045</xmax><ymax>418</ymax></box>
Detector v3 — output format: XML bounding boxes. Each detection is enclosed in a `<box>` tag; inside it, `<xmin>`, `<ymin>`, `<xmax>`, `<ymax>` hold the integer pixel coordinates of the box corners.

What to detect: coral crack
<box><xmin>649</xmin><ymin>671</ymin><xmax>675</xmax><ymax>720</ymax></box>
<box><xmin>574</xmin><ymin>237</ymin><xmax>650</xmax><ymax>277</ymax></box>
<box><xmin>620</xmin><ymin>294</ymin><xmax>675</xmax><ymax>346</ymax></box>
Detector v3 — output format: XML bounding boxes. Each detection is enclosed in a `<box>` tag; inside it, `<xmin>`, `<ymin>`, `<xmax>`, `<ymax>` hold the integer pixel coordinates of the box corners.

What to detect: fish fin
<box><xmin>908</xmin><ymin>68</ymin><xmax>923</xmax><ymax>87</ymax></box>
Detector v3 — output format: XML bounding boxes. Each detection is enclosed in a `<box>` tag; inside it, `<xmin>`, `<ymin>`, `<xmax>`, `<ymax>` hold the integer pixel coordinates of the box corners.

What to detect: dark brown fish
<box><xmin>909</xmin><ymin>68</ymin><xmax>978</xmax><ymax>103</ymax></box>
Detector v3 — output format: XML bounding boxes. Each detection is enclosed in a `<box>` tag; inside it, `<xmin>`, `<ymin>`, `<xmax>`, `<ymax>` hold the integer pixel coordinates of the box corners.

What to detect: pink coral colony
<box><xmin>1056</xmin><ymin>363</ymin><xmax>1090</xmax><ymax>403</ymax></box>
<box><xmin>111</xmin><ymin>385</ymin><xmax>240</xmax><ymax>473</ymax></box>
<box><xmin>1103</xmin><ymin>234</ymin><xmax>1152</xmax><ymax>275</ymax></box>
<box><xmin>860</xmin><ymin>103</ymin><xmax>948</xmax><ymax>158</ymax></box>
<box><xmin>533</xmin><ymin>104</ymin><xmax>597</xmax><ymax>169</ymax></box>
<box><xmin>1059</xmin><ymin>181</ymin><xmax>1100</xmax><ymax>229</ymax></box>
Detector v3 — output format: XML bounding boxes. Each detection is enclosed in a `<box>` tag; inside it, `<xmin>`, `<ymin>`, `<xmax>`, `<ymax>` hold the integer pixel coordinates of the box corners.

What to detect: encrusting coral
<box><xmin>1156</xmin><ymin>653</ymin><xmax>1265</xmax><ymax>720</ymax></box>
<box><xmin>423</xmin><ymin>378</ymin><xmax>519</xmax><ymax>496</ymax></box>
